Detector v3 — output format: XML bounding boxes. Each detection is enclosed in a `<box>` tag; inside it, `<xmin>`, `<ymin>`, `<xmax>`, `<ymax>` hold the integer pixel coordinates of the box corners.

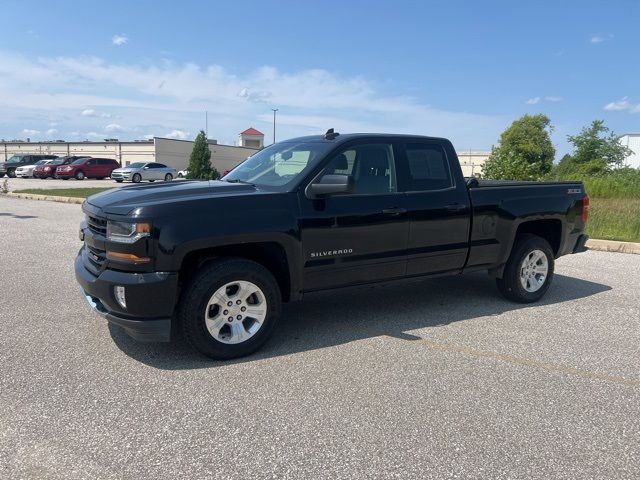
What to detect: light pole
<box><xmin>271</xmin><ymin>108</ymin><xmax>278</xmax><ymax>144</ymax></box>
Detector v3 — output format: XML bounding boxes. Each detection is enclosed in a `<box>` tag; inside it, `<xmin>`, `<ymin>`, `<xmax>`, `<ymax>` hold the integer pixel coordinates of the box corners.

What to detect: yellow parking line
<box><xmin>416</xmin><ymin>338</ymin><xmax>639</xmax><ymax>387</ymax></box>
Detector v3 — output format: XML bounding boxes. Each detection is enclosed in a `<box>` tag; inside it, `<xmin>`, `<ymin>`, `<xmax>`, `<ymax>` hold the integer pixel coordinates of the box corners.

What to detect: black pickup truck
<box><xmin>76</xmin><ymin>131</ymin><xmax>589</xmax><ymax>359</ymax></box>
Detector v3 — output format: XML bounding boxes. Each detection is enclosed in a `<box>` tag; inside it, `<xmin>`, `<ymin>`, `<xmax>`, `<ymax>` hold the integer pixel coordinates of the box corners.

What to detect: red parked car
<box><xmin>34</xmin><ymin>156</ymin><xmax>89</xmax><ymax>179</ymax></box>
<box><xmin>55</xmin><ymin>157</ymin><xmax>121</xmax><ymax>180</ymax></box>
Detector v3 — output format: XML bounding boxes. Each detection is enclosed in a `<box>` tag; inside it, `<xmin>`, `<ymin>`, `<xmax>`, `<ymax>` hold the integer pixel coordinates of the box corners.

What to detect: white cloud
<box><xmin>105</xmin><ymin>123</ymin><xmax>125</xmax><ymax>133</ymax></box>
<box><xmin>49</xmin><ymin>121</ymin><xmax>58</xmax><ymax>127</ymax></box>
<box><xmin>603</xmin><ymin>96</ymin><xmax>640</xmax><ymax>113</ymax></box>
<box><xmin>590</xmin><ymin>33</ymin><xmax>613</xmax><ymax>44</ymax></box>
<box><xmin>81</xmin><ymin>108</ymin><xmax>113</xmax><ymax>118</ymax></box>
<box><xmin>112</xmin><ymin>34</ymin><xmax>128</xmax><ymax>46</ymax></box>
<box><xmin>0</xmin><ymin>51</ymin><xmax>506</xmax><ymax>150</ymax></box>
<box><xmin>527</xmin><ymin>96</ymin><xmax>563</xmax><ymax>105</ymax></box>
<box><xmin>22</xmin><ymin>129</ymin><xmax>40</xmax><ymax>136</ymax></box>
<box><xmin>45</xmin><ymin>128</ymin><xmax>58</xmax><ymax>136</ymax></box>
<box><xmin>165</xmin><ymin>129</ymin><xmax>189</xmax><ymax>140</ymax></box>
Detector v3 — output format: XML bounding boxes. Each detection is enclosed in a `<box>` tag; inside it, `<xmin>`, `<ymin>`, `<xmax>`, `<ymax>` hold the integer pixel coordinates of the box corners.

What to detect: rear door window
<box><xmin>404</xmin><ymin>143</ymin><xmax>453</xmax><ymax>191</ymax></box>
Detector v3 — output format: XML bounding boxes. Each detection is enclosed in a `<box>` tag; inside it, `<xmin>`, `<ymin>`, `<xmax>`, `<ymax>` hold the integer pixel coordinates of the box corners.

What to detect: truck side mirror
<box><xmin>307</xmin><ymin>174</ymin><xmax>354</xmax><ymax>198</ymax></box>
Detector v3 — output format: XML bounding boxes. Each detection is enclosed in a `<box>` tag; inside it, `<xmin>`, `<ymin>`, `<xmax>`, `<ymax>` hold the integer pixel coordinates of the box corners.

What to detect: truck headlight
<box><xmin>106</xmin><ymin>221</ymin><xmax>151</xmax><ymax>243</ymax></box>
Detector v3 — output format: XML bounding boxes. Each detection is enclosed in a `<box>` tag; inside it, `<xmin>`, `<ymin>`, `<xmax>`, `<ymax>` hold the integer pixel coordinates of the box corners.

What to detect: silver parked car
<box><xmin>15</xmin><ymin>159</ymin><xmax>56</xmax><ymax>178</ymax></box>
<box><xmin>111</xmin><ymin>162</ymin><xmax>177</xmax><ymax>183</ymax></box>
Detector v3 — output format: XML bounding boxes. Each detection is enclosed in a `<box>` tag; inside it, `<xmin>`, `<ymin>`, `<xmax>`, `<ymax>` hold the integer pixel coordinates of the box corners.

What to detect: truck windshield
<box><xmin>223</xmin><ymin>141</ymin><xmax>333</xmax><ymax>190</ymax></box>
<box><xmin>5</xmin><ymin>155</ymin><xmax>25</xmax><ymax>162</ymax></box>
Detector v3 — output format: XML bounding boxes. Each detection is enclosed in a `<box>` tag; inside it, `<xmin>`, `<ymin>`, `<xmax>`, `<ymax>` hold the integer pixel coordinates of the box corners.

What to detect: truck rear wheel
<box><xmin>496</xmin><ymin>234</ymin><xmax>554</xmax><ymax>303</ymax></box>
<box><xmin>179</xmin><ymin>258</ymin><xmax>281</xmax><ymax>359</ymax></box>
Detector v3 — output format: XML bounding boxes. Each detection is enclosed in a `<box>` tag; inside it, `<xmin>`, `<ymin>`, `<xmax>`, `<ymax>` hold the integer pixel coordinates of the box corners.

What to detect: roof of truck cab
<box><xmin>281</xmin><ymin>133</ymin><xmax>450</xmax><ymax>144</ymax></box>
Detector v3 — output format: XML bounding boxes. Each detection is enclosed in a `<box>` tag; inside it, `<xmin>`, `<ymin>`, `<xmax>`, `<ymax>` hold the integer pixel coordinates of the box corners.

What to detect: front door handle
<box><xmin>444</xmin><ymin>203</ymin><xmax>466</xmax><ymax>212</ymax></box>
<box><xmin>382</xmin><ymin>207</ymin><xmax>407</xmax><ymax>216</ymax></box>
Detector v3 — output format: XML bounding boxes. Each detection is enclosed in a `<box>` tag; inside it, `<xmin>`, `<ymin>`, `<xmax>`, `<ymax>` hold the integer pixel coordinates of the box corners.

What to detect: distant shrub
<box><xmin>548</xmin><ymin>168</ymin><xmax>640</xmax><ymax>199</ymax></box>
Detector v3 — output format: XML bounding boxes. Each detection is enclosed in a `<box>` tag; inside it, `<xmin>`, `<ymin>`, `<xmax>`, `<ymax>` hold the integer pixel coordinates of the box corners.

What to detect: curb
<box><xmin>5</xmin><ymin>192</ymin><xmax>85</xmax><ymax>204</ymax></box>
<box><xmin>586</xmin><ymin>238</ymin><xmax>640</xmax><ymax>255</ymax></box>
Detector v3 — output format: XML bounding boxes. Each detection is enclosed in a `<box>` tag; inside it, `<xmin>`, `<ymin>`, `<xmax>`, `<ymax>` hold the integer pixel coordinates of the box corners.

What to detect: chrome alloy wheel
<box><xmin>204</xmin><ymin>281</ymin><xmax>267</xmax><ymax>344</ymax></box>
<box><xmin>519</xmin><ymin>249</ymin><xmax>549</xmax><ymax>293</ymax></box>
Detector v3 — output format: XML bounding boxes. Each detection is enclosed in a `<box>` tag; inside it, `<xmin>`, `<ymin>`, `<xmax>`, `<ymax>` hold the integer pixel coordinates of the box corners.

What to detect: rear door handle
<box><xmin>382</xmin><ymin>207</ymin><xmax>407</xmax><ymax>216</ymax></box>
<box><xmin>444</xmin><ymin>203</ymin><xmax>466</xmax><ymax>212</ymax></box>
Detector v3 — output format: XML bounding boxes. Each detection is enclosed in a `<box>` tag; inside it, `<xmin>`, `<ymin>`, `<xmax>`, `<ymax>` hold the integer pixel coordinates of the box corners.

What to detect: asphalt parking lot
<box><xmin>1</xmin><ymin>195</ymin><xmax>638</xmax><ymax>479</ymax></box>
<box><xmin>2</xmin><ymin>176</ymin><xmax>126</xmax><ymax>190</ymax></box>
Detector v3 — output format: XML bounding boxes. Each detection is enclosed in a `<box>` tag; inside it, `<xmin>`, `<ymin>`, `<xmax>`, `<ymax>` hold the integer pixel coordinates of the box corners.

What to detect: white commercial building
<box><xmin>619</xmin><ymin>134</ymin><xmax>640</xmax><ymax>168</ymax></box>
<box><xmin>456</xmin><ymin>150</ymin><xmax>490</xmax><ymax>177</ymax></box>
<box><xmin>1</xmin><ymin>134</ymin><xmax>491</xmax><ymax>177</ymax></box>
<box><xmin>1</xmin><ymin>137</ymin><xmax>258</xmax><ymax>173</ymax></box>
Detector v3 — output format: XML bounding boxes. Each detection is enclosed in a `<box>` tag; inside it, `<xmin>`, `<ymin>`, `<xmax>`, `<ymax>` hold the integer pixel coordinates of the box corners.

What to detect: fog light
<box><xmin>115</xmin><ymin>286</ymin><xmax>127</xmax><ymax>309</ymax></box>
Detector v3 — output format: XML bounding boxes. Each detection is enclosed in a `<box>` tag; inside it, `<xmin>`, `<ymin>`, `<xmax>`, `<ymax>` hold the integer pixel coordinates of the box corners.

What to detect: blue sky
<box><xmin>1</xmin><ymin>0</ymin><xmax>638</xmax><ymax>156</ymax></box>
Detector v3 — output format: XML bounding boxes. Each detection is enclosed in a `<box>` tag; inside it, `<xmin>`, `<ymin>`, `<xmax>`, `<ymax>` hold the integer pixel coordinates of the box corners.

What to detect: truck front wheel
<box><xmin>179</xmin><ymin>258</ymin><xmax>282</xmax><ymax>359</ymax></box>
<box><xmin>496</xmin><ymin>234</ymin><xmax>554</xmax><ymax>303</ymax></box>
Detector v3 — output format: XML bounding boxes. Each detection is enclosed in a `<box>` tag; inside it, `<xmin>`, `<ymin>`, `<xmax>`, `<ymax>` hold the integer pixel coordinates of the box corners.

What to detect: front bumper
<box><xmin>111</xmin><ymin>172</ymin><xmax>131</xmax><ymax>180</ymax></box>
<box><xmin>75</xmin><ymin>251</ymin><xmax>178</xmax><ymax>342</ymax></box>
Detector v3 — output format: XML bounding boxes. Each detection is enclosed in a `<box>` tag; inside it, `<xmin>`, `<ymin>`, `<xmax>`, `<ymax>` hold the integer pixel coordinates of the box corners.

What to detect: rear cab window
<box><xmin>403</xmin><ymin>143</ymin><xmax>453</xmax><ymax>191</ymax></box>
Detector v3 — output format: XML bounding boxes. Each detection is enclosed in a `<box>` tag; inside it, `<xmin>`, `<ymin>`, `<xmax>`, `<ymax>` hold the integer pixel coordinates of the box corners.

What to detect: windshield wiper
<box><xmin>225</xmin><ymin>179</ymin><xmax>256</xmax><ymax>186</ymax></box>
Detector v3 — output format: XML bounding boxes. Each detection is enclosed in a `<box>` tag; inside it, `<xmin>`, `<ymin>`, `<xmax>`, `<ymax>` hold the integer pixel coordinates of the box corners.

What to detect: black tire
<box><xmin>7</xmin><ymin>169</ymin><xmax>16</xmax><ymax>178</ymax></box>
<box><xmin>496</xmin><ymin>234</ymin><xmax>555</xmax><ymax>303</ymax></box>
<box><xmin>75</xmin><ymin>170</ymin><xmax>85</xmax><ymax>180</ymax></box>
<box><xmin>179</xmin><ymin>258</ymin><xmax>282</xmax><ymax>360</ymax></box>
<box><xmin>164</xmin><ymin>173</ymin><xmax>173</xmax><ymax>182</ymax></box>
<box><xmin>0</xmin><ymin>173</ymin><xmax>5</xmax><ymax>178</ymax></box>
<box><xmin>115</xmin><ymin>179</ymin><xmax>123</xmax><ymax>183</ymax></box>
<box><xmin>132</xmin><ymin>173</ymin><xmax>141</xmax><ymax>183</ymax></box>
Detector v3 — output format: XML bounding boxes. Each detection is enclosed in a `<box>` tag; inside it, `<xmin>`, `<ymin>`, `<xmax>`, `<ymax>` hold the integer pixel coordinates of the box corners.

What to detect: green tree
<box><xmin>482</xmin><ymin>114</ymin><xmax>555</xmax><ymax>180</ymax></box>
<box><xmin>186</xmin><ymin>130</ymin><xmax>219</xmax><ymax>180</ymax></box>
<box><xmin>567</xmin><ymin>120</ymin><xmax>632</xmax><ymax>170</ymax></box>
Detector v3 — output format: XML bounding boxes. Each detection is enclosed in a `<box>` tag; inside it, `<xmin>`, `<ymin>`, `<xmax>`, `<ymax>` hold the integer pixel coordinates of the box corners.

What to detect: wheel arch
<box><xmin>490</xmin><ymin>217</ymin><xmax>564</xmax><ymax>278</ymax></box>
<box><xmin>178</xmin><ymin>241</ymin><xmax>295</xmax><ymax>302</ymax></box>
<box><xmin>514</xmin><ymin>219</ymin><xmax>563</xmax><ymax>256</ymax></box>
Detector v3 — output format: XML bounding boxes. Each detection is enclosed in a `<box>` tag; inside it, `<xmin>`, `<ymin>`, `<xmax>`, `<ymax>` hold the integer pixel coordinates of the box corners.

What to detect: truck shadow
<box><xmin>108</xmin><ymin>273</ymin><xmax>611</xmax><ymax>370</ymax></box>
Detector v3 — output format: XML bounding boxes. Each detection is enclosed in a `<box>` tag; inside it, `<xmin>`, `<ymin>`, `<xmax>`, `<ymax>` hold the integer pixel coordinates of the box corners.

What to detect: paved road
<box><xmin>1</xmin><ymin>195</ymin><xmax>638</xmax><ymax>479</ymax></box>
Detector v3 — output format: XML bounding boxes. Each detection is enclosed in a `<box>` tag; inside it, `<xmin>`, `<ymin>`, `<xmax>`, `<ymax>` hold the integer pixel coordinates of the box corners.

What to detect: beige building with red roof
<box><xmin>238</xmin><ymin>127</ymin><xmax>264</xmax><ymax>149</ymax></box>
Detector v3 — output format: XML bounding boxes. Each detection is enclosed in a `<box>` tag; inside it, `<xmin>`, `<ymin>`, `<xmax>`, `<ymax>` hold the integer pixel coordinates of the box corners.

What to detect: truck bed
<box><xmin>470</xmin><ymin>179</ymin><xmax>583</xmax><ymax>188</ymax></box>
